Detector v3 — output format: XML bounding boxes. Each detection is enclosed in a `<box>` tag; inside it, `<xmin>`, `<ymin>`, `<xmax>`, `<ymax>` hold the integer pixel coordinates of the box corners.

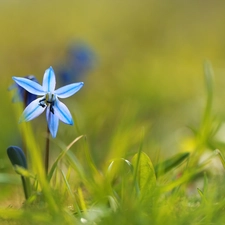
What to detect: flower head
<box><xmin>13</xmin><ymin>67</ymin><xmax>84</xmax><ymax>138</ymax></box>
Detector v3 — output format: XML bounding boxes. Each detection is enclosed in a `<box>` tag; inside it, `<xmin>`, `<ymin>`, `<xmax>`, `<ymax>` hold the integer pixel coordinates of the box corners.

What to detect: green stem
<box><xmin>21</xmin><ymin>176</ymin><xmax>30</xmax><ymax>200</ymax></box>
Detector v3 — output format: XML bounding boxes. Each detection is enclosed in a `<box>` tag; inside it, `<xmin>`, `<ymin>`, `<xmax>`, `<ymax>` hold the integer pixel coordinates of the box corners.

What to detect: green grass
<box><xmin>1</xmin><ymin>61</ymin><xmax>225</xmax><ymax>224</ymax></box>
<box><xmin>1</xmin><ymin>1</ymin><xmax>225</xmax><ymax>224</ymax></box>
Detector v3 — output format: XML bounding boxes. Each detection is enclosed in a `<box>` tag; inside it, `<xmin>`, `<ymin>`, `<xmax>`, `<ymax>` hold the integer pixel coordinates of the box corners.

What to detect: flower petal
<box><xmin>54</xmin><ymin>82</ymin><xmax>84</xmax><ymax>98</ymax></box>
<box><xmin>19</xmin><ymin>97</ymin><xmax>46</xmax><ymax>122</ymax></box>
<box><xmin>54</xmin><ymin>98</ymin><xmax>73</xmax><ymax>125</ymax></box>
<box><xmin>42</xmin><ymin>67</ymin><xmax>56</xmax><ymax>92</ymax></box>
<box><xmin>46</xmin><ymin>107</ymin><xmax>59</xmax><ymax>138</ymax></box>
<box><xmin>12</xmin><ymin>77</ymin><xmax>44</xmax><ymax>95</ymax></box>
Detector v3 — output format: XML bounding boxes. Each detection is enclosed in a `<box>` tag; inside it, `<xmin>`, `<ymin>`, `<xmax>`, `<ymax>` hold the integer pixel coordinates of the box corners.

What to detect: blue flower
<box><xmin>12</xmin><ymin>67</ymin><xmax>84</xmax><ymax>138</ymax></box>
<box><xmin>57</xmin><ymin>42</ymin><xmax>96</xmax><ymax>85</ymax></box>
<box><xmin>9</xmin><ymin>75</ymin><xmax>39</xmax><ymax>106</ymax></box>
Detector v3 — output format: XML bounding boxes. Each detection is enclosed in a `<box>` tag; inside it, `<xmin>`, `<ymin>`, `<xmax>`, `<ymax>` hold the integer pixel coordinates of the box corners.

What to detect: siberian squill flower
<box><xmin>12</xmin><ymin>66</ymin><xmax>84</xmax><ymax>138</ymax></box>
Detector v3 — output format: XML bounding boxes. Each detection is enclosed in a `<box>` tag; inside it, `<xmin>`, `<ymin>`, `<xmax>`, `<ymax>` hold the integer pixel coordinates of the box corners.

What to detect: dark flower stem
<box><xmin>45</xmin><ymin>126</ymin><xmax>50</xmax><ymax>175</ymax></box>
<box><xmin>21</xmin><ymin>176</ymin><xmax>30</xmax><ymax>200</ymax></box>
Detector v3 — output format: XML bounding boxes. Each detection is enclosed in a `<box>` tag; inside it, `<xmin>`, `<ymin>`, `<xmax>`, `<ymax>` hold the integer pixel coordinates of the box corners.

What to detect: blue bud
<box><xmin>7</xmin><ymin>146</ymin><xmax>27</xmax><ymax>169</ymax></box>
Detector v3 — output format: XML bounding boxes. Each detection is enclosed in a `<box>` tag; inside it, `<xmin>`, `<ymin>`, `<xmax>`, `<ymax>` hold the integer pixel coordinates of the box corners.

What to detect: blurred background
<box><xmin>1</xmin><ymin>0</ymin><xmax>225</xmax><ymax>188</ymax></box>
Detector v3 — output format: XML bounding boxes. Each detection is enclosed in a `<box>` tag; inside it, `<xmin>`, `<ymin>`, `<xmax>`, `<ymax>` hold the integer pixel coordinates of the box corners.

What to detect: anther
<box><xmin>50</xmin><ymin>105</ymin><xmax>54</xmax><ymax>114</ymax></box>
<box><xmin>39</xmin><ymin>98</ymin><xmax>46</xmax><ymax>108</ymax></box>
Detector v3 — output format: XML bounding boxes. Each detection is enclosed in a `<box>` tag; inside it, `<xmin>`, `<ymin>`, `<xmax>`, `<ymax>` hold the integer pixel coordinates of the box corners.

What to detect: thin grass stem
<box><xmin>45</xmin><ymin>126</ymin><xmax>50</xmax><ymax>175</ymax></box>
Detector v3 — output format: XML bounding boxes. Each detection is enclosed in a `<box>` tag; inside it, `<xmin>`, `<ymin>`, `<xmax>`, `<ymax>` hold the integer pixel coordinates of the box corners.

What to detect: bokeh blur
<box><xmin>1</xmin><ymin>0</ymin><xmax>225</xmax><ymax>175</ymax></box>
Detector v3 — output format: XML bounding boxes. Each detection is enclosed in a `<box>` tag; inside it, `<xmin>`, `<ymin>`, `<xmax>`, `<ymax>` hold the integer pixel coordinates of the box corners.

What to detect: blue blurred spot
<box><xmin>56</xmin><ymin>42</ymin><xmax>96</xmax><ymax>85</ymax></box>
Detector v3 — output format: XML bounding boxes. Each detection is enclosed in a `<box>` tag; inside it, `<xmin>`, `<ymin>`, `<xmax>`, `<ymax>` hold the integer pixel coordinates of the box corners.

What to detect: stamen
<box><xmin>49</xmin><ymin>100</ymin><xmax>54</xmax><ymax>114</ymax></box>
<box><xmin>39</xmin><ymin>94</ymin><xmax>55</xmax><ymax>114</ymax></box>
<box><xmin>39</xmin><ymin>98</ymin><xmax>46</xmax><ymax>108</ymax></box>
<box><xmin>50</xmin><ymin>105</ymin><xmax>54</xmax><ymax>114</ymax></box>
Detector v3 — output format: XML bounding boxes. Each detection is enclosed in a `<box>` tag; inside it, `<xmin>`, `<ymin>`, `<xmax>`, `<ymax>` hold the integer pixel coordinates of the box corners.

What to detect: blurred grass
<box><xmin>1</xmin><ymin>0</ymin><xmax>225</xmax><ymax>211</ymax></box>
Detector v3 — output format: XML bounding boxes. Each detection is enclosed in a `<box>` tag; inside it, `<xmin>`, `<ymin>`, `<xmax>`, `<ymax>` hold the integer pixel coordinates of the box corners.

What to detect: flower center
<box><xmin>39</xmin><ymin>93</ymin><xmax>56</xmax><ymax>114</ymax></box>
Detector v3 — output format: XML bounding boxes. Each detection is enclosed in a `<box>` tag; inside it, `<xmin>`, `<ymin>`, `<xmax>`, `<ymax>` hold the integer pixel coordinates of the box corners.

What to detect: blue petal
<box><xmin>26</xmin><ymin>92</ymin><xmax>38</xmax><ymax>107</ymax></box>
<box><xmin>54</xmin><ymin>98</ymin><xmax>73</xmax><ymax>125</ymax></box>
<box><xmin>46</xmin><ymin>107</ymin><xmax>59</xmax><ymax>138</ymax></box>
<box><xmin>54</xmin><ymin>82</ymin><xmax>84</xmax><ymax>98</ymax></box>
<box><xmin>12</xmin><ymin>77</ymin><xmax>44</xmax><ymax>95</ymax></box>
<box><xmin>42</xmin><ymin>67</ymin><xmax>56</xmax><ymax>92</ymax></box>
<box><xmin>19</xmin><ymin>97</ymin><xmax>46</xmax><ymax>122</ymax></box>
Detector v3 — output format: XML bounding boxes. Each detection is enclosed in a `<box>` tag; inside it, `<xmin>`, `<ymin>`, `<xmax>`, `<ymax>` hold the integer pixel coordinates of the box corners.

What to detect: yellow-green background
<box><xmin>1</xmin><ymin>0</ymin><xmax>225</xmax><ymax>172</ymax></box>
